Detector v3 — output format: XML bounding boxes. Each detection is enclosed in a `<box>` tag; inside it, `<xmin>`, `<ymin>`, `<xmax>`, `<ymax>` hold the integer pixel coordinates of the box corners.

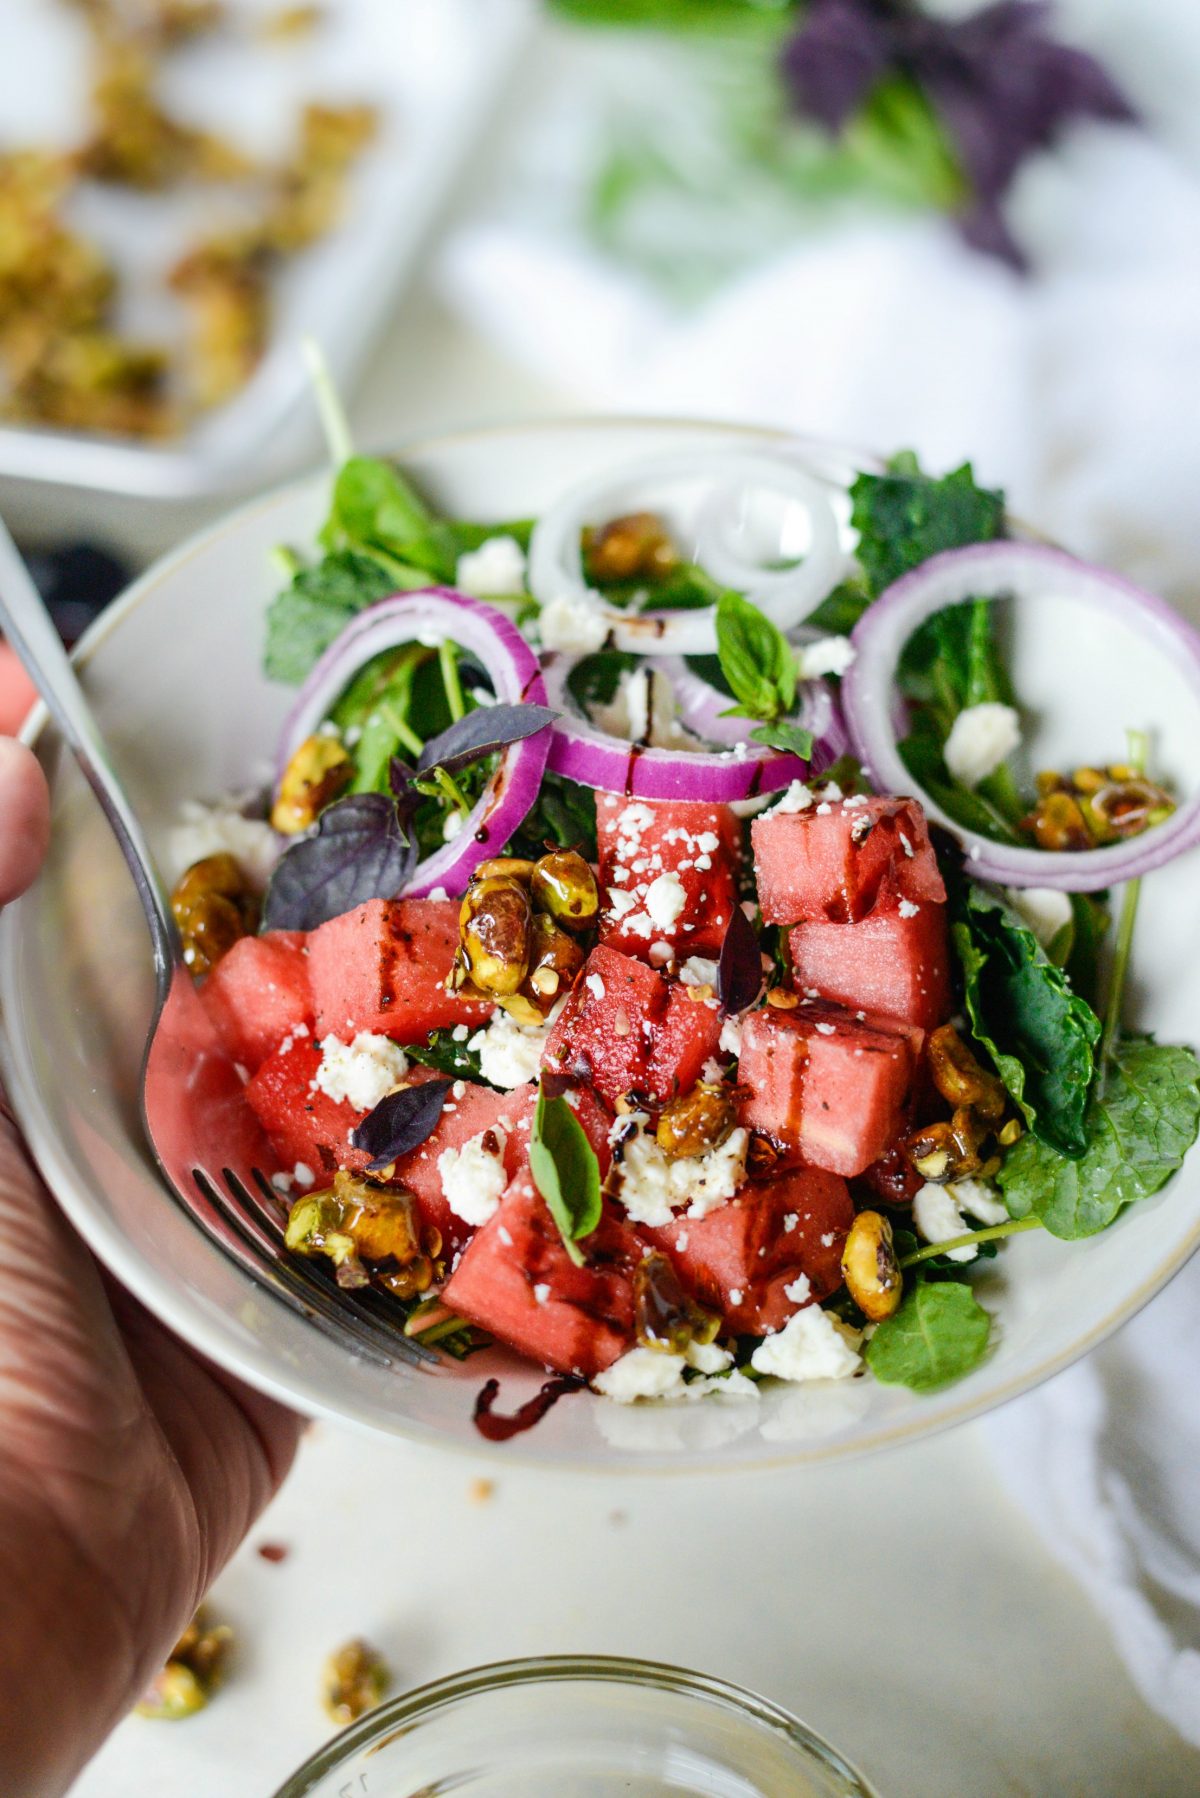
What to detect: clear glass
<box><xmin>272</xmin><ymin>1655</ymin><xmax>879</xmax><ymax>1798</ymax></box>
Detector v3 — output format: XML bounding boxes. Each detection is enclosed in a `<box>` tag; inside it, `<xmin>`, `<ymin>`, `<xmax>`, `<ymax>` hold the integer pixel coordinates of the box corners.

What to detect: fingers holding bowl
<box><xmin>0</xmin><ymin>738</ymin><xmax>49</xmax><ymax>904</ymax></box>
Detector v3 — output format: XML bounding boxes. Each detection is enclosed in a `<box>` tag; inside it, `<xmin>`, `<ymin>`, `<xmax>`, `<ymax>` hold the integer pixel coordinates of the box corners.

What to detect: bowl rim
<box><xmin>268</xmin><ymin>1652</ymin><xmax>880</xmax><ymax>1797</ymax></box>
<box><xmin>3</xmin><ymin>411</ymin><xmax>1199</xmax><ymax>1472</ymax></box>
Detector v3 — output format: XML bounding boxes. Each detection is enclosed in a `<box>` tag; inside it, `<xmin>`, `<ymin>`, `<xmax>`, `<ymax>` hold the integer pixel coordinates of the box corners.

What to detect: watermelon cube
<box><xmin>753</xmin><ymin>794</ymin><xmax>944</xmax><ymax>925</ymax></box>
<box><xmin>648</xmin><ymin>1167</ymin><xmax>853</xmax><ymax>1335</ymax></box>
<box><xmin>443</xmin><ymin>1176</ymin><xmax>640</xmax><ymax>1377</ymax></box>
<box><xmin>596</xmin><ymin>794</ymin><xmax>740</xmax><ymax>959</ymax></box>
<box><xmin>307</xmin><ymin>898</ymin><xmax>493</xmax><ymax>1042</ymax></box>
<box><xmin>738</xmin><ymin>1001</ymin><xmax>919</xmax><ymax>1177</ymax></box>
<box><xmin>542</xmin><ymin>944</ymin><xmax>722</xmax><ymax>1109</ymax></box>
<box><xmin>789</xmin><ymin>897</ymin><xmax>952</xmax><ymax>1031</ymax></box>
<box><xmin>392</xmin><ymin>1081</ymin><xmax>537</xmax><ymax>1254</ymax></box>
<box><xmin>201</xmin><ymin>930</ymin><xmax>312</xmax><ymax>1073</ymax></box>
<box><xmin>245</xmin><ymin>1039</ymin><xmax>366</xmax><ymax>1184</ymax></box>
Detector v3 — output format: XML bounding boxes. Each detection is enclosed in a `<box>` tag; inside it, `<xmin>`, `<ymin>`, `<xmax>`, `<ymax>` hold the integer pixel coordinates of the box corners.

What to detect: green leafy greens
<box><xmin>403</xmin><ymin>1030</ymin><xmax>487</xmax><ymax>1087</ymax></box>
<box><xmin>715</xmin><ymin>589</ymin><xmax>796</xmax><ymax>722</ymax></box>
<box><xmin>529</xmin><ymin>1086</ymin><xmax>603</xmax><ymax>1267</ymax></box>
<box><xmin>951</xmin><ymin>881</ymin><xmax>1101</xmax><ymax>1158</ymax></box>
<box><xmin>864</xmin><ymin>1280</ymin><xmax>992</xmax><ymax>1392</ymax></box>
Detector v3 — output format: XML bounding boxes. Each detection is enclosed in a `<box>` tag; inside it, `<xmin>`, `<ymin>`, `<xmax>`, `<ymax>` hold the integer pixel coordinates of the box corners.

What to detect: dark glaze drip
<box><xmin>474</xmin><ymin>826</ymin><xmax>490</xmax><ymax>844</ymax></box>
<box><xmin>473</xmin><ymin>1374</ymin><xmax>585</xmax><ymax>1441</ymax></box>
<box><xmin>623</xmin><ymin>743</ymin><xmax>645</xmax><ymax>797</ymax></box>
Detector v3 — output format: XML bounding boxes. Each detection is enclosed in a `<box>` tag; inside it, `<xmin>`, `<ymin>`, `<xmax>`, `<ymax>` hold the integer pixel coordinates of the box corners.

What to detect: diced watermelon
<box><xmin>738</xmin><ymin>1000</ymin><xmax>919</xmax><ymax>1178</ymax></box>
<box><xmin>443</xmin><ymin>1177</ymin><xmax>640</xmax><ymax>1377</ymax></box>
<box><xmin>789</xmin><ymin>897</ymin><xmax>952</xmax><ymax>1031</ymax></box>
<box><xmin>647</xmin><ymin>1167</ymin><xmax>853</xmax><ymax>1335</ymax></box>
<box><xmin>542</xmin><ymin>944</ymin><xmax>722</xmax><ymax>1109</ymax></box>
<box><xmin>245</xmin><ymin>1039</ymin><xmax>366</xmax><ymax>1183</ymax></box>
<box><xmin>392</xmin><ymin>1081</ymin><xmax>538</xmax><ymax>1254</ymax></box>
<box><xmin>596</xmin><ymin>794</ymin><xmax>740</xmax><ymax>959</ymax></box>
<box><xmin>307</xmin><ymin>898</ymin><xmax>493</xmax><ymax>1042</ymax></box>
<box><xmin>201</xmin><ymin>930</ymin><xmax>312</xmax><ymax>1072</ymax></box>
<box><xmin>753</xmin><ymin>794</ymin><xmax>944</xmax><ymax>925</ymax></box>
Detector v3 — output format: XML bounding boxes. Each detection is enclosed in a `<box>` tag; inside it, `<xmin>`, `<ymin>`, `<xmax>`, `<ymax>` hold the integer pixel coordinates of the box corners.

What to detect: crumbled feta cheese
<box><xmin>270</xmin><ymin>1171</ymin><xmax>294</xmax><ymax>1195</ymax></box>
<box><xmin>586</xmin><ymin>973</ymin><xmax>606</xmax><ymax>1001</ymax></box>
<box><xmin>750</xmin><ymin>1307</ymin><xmax>862</xmax><ymax>1382</ymax></box>
<box><xmin>728</xmin><ymin>1288</ymin><xmax>744</xmax><ymax>1307</ymax></box>
<box><xmin>797</xmin><ymin>635</ymin><xmax>856</xmax><ymax>680</ymax></box>
<box><xmin>452</xmin><ymin>1024</ymin><xmax>469</xmax><ymax>1042</ymax></box>
<box><xmin>1004</xmin><ymin>885</ymin><xmax>1073</xmax><ymax>950</ymax></box>
<box><xmin>648</xmin><ymin>940</ymin><xmax>674</xmax><ymax>965</ymax></box>
<box><xmin>593</xmin><ymin>1346</ymin><xmax>687</xmax><ymax>1403</ymax></box>
<box><xmin>814</xmin><ymin>1021</ymin><xmax>836</xmax><ymax>1036</ymax></box>
<box><xmin>718</xmin><ymin>1015</ymin><xmax>743</xmax><ymax>1059</ymax></box>
<box><xmin>498</xmin><ymin>1225</ymin><xmax>514</xmax><ymax>1247</ymax></box>
<box><xmin>679</xmin><ymin>956</ymin><xmax>719</xmax><ymax>989</ymax></box>
<box><xmin>685</xmin><ymin>1339</ymin><xmax>733</xmax><ymax>1376</ymax></box>
<box><xmin>763</xmin><ymin>780</ymin><xmax>813</xmax><ymax>817</ymax></box>
<box><xmin>455</xmin><ymin>534</ymin><xmax>526</xmax><ymax>597</ymax></box>
<box><xmin>538</xmin><ymin>593</ymin><xmax>607</xmax><ymax>654</ymax></box>
<box><xmin>438</xmin><ymin>1125</ymin><xmax>508</xmax><ymax>1226</ymax></box>
<box><xmin>898</xmin><ymin>898</ymin><xmax>920</xmax><ymax>919</ymax></box>
<box><xmin>611</xmin><ymin>1120</ymin><xmax>748</xmax><ymax>1228</ymax></box>
<box><xmin>427</xmin><ymin>885</ymin><xmax>449</xmax><ymax>902</ymax></box>
<box><xmin>783</xmin><ymin>1212</ymin><xmax>798</xmax><ymax>1233</ymax></box>
<box><xmin>943</xmin><ymin>702</ymin><xmax>1021</xmax><ymax>789</ymax></box>
<box><xmin>468</xmin><ymin>1007</ymin><xmax>556</xmax><ymax>1090</ymax></box>
<box><xmin>164</xmin><ymin>798</ymin><xmax>280</xmax><ymax>888</ymax></box>
<box><xmin>914</xmin><ymin>1182</ymin><xmax>977</xmax><ymax>1261</ymax></box>
<box><xmin>533</xmin><ymin>1282</ymin><xmax>551</xmax><ymax>1306</ymax></box>
<box><xmin>783</xmin><ymin>1273</ymin><xmax>812</xmax><ymax>1305</ymax></box>
<box><xmin>606</xmin><ymin>886</ymin><xmax>638</xmax><ymax>919</ymax></box>
<box><xmin>443</xmin><ymin>809</ymin><xmax>466</xmax><ymax>842</ymax></box>
<box><xmin>644</xmin><ymin>870</ymin><xmax>687</xmax><ymax>932</ymax></box>
<box><xmin>293</xmin><ymin>1161</ymin><xmax>315</xmax><ymax>1188</ymax></box>
<box><xmin>313</xmin><ymin>1033</ymin><xmax>409</xmax><ymax>1112</ymax></box>
<box><xmin>952</xmin><ymin>1177</ymin><xmax>1009</xmax><ymax>1227</ymax></box>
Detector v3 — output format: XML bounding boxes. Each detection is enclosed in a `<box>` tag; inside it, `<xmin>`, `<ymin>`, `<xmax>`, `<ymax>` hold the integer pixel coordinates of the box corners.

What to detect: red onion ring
<box><xmin>276</xmin><ymin>588</ymin><xmax>551</xmax><ymax>897</ymax></box>
<box><xmin>842</xmin><ymin>542</ymin><xmax>1200</xmax><ymax>891</ymax></box>
<box><xmin>654</xmin><ymin>653</ymin><xmax>850</xmax><ymax>771</ymax></box>
<box><xmin>540</xmin><ymin>653</ymin><xmax>816</xmax><ymax>802</ymax></box>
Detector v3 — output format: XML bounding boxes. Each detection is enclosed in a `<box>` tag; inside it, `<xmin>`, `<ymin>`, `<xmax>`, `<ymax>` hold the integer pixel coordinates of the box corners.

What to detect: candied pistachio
<box><xmin>1085</xmin><ymin>777</ymin><xmax>1173</xmax><ymax>843</ymax></box>
<box><xmin>286</xmin><ymin>1173</ymin><xmax>431</xmax><ymax>1291</ymax></box>
<box><xmin>904</xmin><ymin>1108</ymin><xmax>987</xmax><ymax>1184</ymax></box>
<box><xmin>634</xmin><ymin>1251</ymin><xmax>720</xmax><ymax>1354</ymax></box>
<box><xmin>765</xmin><ymin>986</ymin><xmax>799</xmax><ymax>1010</ymax></box>
<box><xmin>170</xmin><ymin>851</ymin><xmax>258</xmax><ymax>976</ymax></box>
<box><xmin>1019</xmin><ymin>790</ymin><xmax>1092</xmax><ymax>853</ymax></box>
<box><xmin>927</xmin><ymin>1024</ymin><xmax>1006</xmax><ymax>1125</ymax></box>
<box><xmin>530</xmin><ymin>849</ymin><xmax>599</xmax><ymax>934</ymax></box>
<box><xmin>136</xmin><ymin>1607</ymin><xmax>232</xmax><ymax>1720</ymax></box>
<box><xmin>656</xmin><ymin>1082</ymin><xmax>735</xmax><ymax>1161</ymax></box>
<box><xmin>582</xmin><ymin>511</ymin><xmax>678</xmax><ymax>584</ymax></box>
<box><xmin>519</xmin><ymin>913</ymin><xmax>585</xmax><ymax>1018</ymax></box>
<box><xmin>473</xmin><ymin>856</ymin><xmax>536</xmax><ymax>885</ymax></box>
<box><xmin>322</xmin><ymin>1637</ymin><xmax>389</xmax><ymax>1725</ymax></box>
<box><xmin>458</xmin><ymin>874</ymin><xmax>532</xmax><ymax>998</ymax></box>
<box><xmin>841</xmin><ymin>1211</ymin><xmax>902</xmax><ymax>1322</ymax></box>
<box><xmin>271</xmin><ymin>732</ymin><xmax>353</xmax><ymax>833</ymax></box>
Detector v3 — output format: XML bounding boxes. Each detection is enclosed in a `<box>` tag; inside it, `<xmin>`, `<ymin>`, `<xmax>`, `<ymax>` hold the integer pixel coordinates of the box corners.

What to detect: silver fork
<box><xmin>0</xmin><ymin>518</ymin><xmax>435</xmax><ymax>1372</ymax></box>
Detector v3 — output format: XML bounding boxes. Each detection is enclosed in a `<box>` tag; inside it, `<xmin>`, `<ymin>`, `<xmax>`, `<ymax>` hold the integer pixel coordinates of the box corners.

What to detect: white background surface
<box><xmin>18</xmin><ymin>10</ymin><xmax>1200</xmax><ymax>1796</ymax></box>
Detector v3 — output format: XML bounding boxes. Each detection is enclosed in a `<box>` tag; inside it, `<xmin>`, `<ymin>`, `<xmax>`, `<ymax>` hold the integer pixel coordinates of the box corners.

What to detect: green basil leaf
<box><xmin>951</xmin><ymin>881</ymin><xmax>1101</xmax><ymax>1157</ymax></box>
<box><xmin>864</xmin><ymin>1280</ymin><xmax>992</xmax><ymax>1391</ymax></box>
<box><xmin>529</xmin><ymin>1087</ymin><xmax>603</xmax><ymax>1267</ymax></box>
<box><xmin>715</xmin><ymin>589</ymin><xmax>796</xmax><ymax>723</ymax></box>
<box><xmin>403</xmin><ymin>1030</ymin><xmax>488</xmax><ymax>1087</ymax></box>
<box><xmin>749</xmin><ymin>719</ymin><xmax>814</xmax><ymax>758</ymax></box>
<box><xmin>998</xmin><ymin>1036</ymin><xmax>1200</xmax><ymax>1239</ymax></box>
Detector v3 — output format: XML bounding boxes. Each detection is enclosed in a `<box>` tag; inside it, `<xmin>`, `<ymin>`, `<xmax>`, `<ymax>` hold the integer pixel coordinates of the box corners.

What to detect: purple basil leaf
<box><xmin>351</xmin><ymin>1078</ymin><xmax>452</xmax><ymax>1172</ymax></box>
<box><xmin>779</xmin><ymin>0</ymin><xmax>891</xmax><ymax>133</ymax></box>
<box><xmin>262</xmin><ymin>793</ymin><xmax>417</xmax><ymax>931</ymax></box>
<box><xmin>388</xmin><ymin>753</ymin><xmax>416</xmax><ymax>800</ymax></box>
<box><xmin>718</xmin><ymin>902</ymin><xmax>762</xmax><ymax>1018</ymax></box>
<box><xmin>416</xmin><ymin>704</ymin><xmax>557</xmax><ymax>777</ymax></box>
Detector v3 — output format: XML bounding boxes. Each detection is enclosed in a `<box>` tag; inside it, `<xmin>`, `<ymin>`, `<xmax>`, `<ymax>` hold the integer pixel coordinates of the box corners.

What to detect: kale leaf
<box><xmin>998</xmin><ymin>1036</ymin><xmax>1200</xmax><ymax>1240</ymax></box>
<box><xmin>951</xmin><ymin>880</ymin><xmax>1100</xmax><ymax>1158</ymax></box>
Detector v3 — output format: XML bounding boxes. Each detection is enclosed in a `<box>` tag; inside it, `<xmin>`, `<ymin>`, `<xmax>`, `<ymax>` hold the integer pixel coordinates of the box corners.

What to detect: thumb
<box><xmin>0</xmin><ymin>738</ymin><xmax>49</xmax><ymax>904</ymax></box>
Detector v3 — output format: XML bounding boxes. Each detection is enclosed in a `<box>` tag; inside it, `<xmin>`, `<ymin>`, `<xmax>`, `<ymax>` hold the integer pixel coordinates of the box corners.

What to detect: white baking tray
<box><xmin>0</xmin><ymin>0</ymin><xmax>534</xmax><ymax>498</ymax></box>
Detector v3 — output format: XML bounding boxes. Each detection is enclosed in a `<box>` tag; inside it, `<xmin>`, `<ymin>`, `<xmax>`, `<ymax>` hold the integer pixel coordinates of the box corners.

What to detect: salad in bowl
<box><xmin>155</xmin><ymin>410</ymin><xmax>1200</xmax><ymax>1438</ymax></box>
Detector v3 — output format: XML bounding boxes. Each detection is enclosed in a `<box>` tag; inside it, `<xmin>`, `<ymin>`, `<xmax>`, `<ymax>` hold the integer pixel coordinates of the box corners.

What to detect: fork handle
<box><xmin>0</xmin><ymin>515</ymin><xmax>176</xmax><ymax>982</ymax></box>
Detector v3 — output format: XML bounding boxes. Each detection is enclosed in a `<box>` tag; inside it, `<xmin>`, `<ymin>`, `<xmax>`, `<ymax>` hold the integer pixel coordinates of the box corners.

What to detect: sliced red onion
<box><xmin>541</xmin><ymin>653</ymin><xmax>818</xmax><ymax>802</ymax></box>
<box><xmin>527</xmin><ymin>448</ymin><xmax>847</xmax><ymax>657</ymax></box>
<box><xmin>654</xmin><ymin>654</ymin><xmax>849</xmax><ymax>771</ymax></box>
<box><xmin>842</xmin><ymin>542</ymin><xmax>1200</xmax><ymax>891</ymax></box>
<box><xmin>276</xmin><ymin>588</ymin><xmax>550</xmax><ymax>897</ymax></box>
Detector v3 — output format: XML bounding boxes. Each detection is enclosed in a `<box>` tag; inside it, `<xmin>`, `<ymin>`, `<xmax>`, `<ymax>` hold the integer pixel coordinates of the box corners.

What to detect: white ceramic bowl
<box><xmin>3</xmin><ymin>418</ymin><xmax>1199</xmax><ymax>1470</ymax></box>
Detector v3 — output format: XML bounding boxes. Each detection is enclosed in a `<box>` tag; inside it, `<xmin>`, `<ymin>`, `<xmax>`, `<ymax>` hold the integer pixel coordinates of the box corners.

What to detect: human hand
<box><xmin>0</xmin><ymin>739</ymin><xmax>301</xmax><ymax>1797</ymax></box>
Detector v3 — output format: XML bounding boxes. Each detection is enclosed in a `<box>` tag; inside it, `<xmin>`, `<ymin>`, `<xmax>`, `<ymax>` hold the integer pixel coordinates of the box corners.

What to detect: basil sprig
<box><xmin>529</xmin><ymin>1085</ymin><xmax>602</xmax><ymax>1267</ymax></box>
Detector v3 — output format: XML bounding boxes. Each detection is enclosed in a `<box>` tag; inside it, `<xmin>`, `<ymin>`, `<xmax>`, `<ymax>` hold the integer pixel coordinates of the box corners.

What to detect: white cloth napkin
<box><xmin>436</xmin><ymin>11</ymin><xmax>1200</xmax><ymax>1743</ymax></box>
